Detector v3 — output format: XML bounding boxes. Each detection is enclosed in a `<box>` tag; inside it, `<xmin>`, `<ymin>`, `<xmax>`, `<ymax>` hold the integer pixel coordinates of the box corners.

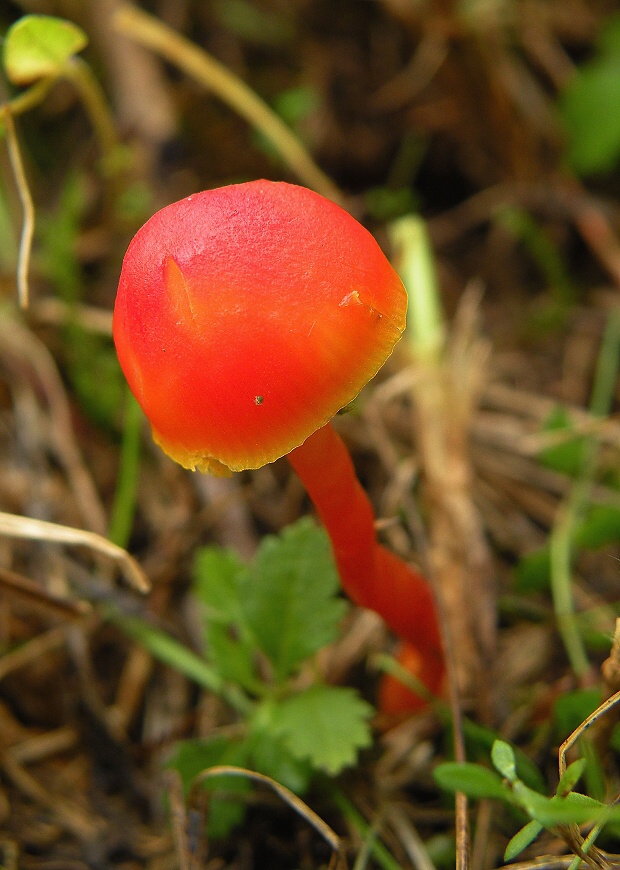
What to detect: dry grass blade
<box><xmin>554</xmin><ymin>687</ymin><xmax>620</xmax><ymax>870</ymax></box>
<box><xmin>0</xmin><ymin>624</ymin><xmax>71</xmax><ymax>682</ymax></box>
<box><xmin>0</xmin><ymin>566</ymin><xmax>91</xmax><ymax>621</ymax></box>
<box><xmin>386</xmin><ymin>802</ymin><xmax>437</xmax><ymax>870</ymax></box>
<box><xmin>0</xmin><ymin>751</ymin><xmax>105</xmax><ymax>844</ymax></box>
<box><xmin>113</xmin><ymin>4</ymin><xmax>345</xmax><ymax>206</ymax></box>
<box><xmin>32</xmin><ymin>298</ymin><xmax>114</xmax><ymax>335</ymax></box>
<box><xmin>8</xmin><ymin>725</ymin><xmax>79</xmax><ymax>766</ymax></box>
<box><xmin>601</xmin><ymin>619</ymin><xmax>620</xmax><ymax>699</ymax></box>
<box><xmin>0</xmin><ymin>511</ymin><xmax>149</xmax><ymax>593</ymax></box>
<box><xmin>409</xmin><ymin>284</ymin><xmax>496</xmax><ymax>713</ymax></box>
<box><xmin>190</xmin><ymin>765</ymin><xmax>347</xmax><ymax>869</ymax></box>
<box><xmin>559</xmin><ymin>688</ymin><xmax>620</xmax><ymax>779</ymax></box>
<box><xmin>165</xmin><ymin>770</ymin><xmax>192</xmax><ymax>870</ymax></box>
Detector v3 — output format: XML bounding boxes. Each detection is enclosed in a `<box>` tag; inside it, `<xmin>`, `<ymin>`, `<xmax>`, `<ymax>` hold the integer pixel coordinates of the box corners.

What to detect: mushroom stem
<box><xmin>287</xmin><ymin>422</ymin><xmax>444</xmax><ymax>701</ymax></box>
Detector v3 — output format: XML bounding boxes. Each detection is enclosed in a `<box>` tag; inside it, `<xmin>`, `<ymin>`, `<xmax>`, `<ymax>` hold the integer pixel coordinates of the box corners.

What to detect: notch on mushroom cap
<box><xmin>113</xmin><ymin>180</ymin><xmax>407</xmax><ymax>475</ymax></box>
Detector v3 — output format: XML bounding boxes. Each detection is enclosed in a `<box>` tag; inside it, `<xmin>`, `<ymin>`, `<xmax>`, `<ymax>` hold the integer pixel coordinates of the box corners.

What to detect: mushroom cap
<box><xmin>113</xmin><ymin>180</ymin><xmax>407</xmax><ymax>475</ymax></box>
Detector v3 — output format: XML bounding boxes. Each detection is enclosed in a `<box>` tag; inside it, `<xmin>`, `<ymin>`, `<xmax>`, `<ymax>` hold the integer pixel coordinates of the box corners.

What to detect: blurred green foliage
<box><xmin>435</xmin><ymin>737</ymin><xmax>617</xmax><ymax>862</ymax></box>
<box><xmin>559</xmin><ymin>14</ymin><xmax>620</xmax><ymax>175</ymax></box>
<box><xmin>3</xmin><ymin>14</ymin><xmax>87</xmax><ymax>85</ymax></box>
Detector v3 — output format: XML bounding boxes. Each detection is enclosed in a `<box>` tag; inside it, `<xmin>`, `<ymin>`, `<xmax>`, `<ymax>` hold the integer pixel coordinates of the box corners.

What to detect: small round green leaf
<box><xmin>557</xmin><ymin>758</ymin><xmax>587</xmax><ymax>798</ymax></box>
<box><xmin>491</xmin><ymin>740</ymin><xmax>517</xmax><ymax>783</ymax></box>
<box><xmin>4</xmin><ymin>15</ymin><xmax>88</xmax><ymax>85</ymax></box>
<box><xmin>504</xmin><ymin>820</ymin><xmax>544</xmax><ymax>862</ymax></box>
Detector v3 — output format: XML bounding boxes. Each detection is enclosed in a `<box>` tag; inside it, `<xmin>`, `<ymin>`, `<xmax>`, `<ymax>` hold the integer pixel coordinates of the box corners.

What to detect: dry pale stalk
<box><xmin>410</xmin><ymin>286</ymin><xmax>496</xmax><ymax>713</ymax></box>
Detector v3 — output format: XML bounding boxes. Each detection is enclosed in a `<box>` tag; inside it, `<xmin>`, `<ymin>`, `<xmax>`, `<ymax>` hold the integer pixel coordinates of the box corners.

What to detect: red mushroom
<box><xmin>113</xmin><ymin>180</ymin><xmax>444</xmax><ymax>710</ymax></box>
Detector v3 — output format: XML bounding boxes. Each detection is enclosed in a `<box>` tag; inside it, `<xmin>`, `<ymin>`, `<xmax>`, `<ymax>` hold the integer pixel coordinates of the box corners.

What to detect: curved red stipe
<box><xmin>288</xmin><ymin>423</ymin><xmax>443</xmax><ymax>709</ymax></box>
<box><xmin>378</xmin><ymin>640</ymin><xmax>445</xmax><ymax>717</ymax></box>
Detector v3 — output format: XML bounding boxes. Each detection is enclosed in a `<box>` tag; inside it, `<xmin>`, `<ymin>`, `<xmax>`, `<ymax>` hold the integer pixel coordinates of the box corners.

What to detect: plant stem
<box><xmin>62</xmin><ymin>56</ymin><xmax>122</xmax><ymax>171</ymax></box>
<box><xmin>287</xmin><ymin>422</ymin><xmax>443</xmax><ymax>690</ymax></box>
<box><xmin>390</xmin><ymin>215</ymin><xmax>445</xmax><ymax>360</ymax></box>
<box><xmin>3</xmin><ymin>78</ymin><xmax>56</xmax><ymax>117</ymax></box>
<box><xmin>2</xmin><ymin>110</ymin><xmax>34</xmax><ymax>310</ymax></box>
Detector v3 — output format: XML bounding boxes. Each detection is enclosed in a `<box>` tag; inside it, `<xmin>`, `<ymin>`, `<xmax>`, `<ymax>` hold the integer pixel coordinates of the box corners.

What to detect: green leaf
<box><xmin>557</xmin><ymin>758</ymin><xmax>587</xmax><ymax>797</ymax></box>
<box><xmin>193</xmin><ymin>547</ymin><xmax>259</xmax><ymax>691</ymax></box>
<box><xmin>194</xmin><ymin>546</ymin><xmax>247</xmax><ymax>621</ymax></box>
<box><xmin>580</xmin><ymin>733</ymin><xmax>607</xmax><ymax>802</ymax></box>
<box><xmin>238</xmin><ymin>519</ymin><xmax>347</xmax><ymax>680</ymax></box>
<box><xmin>4</xmin><ymin>15</ymin><xmax>88</xmax><ymax>85</ymax></box>
<box><xmin>207</xmin><ymin>622</ymin><xmax>260</xmax><ymax>693</ymax></box>
<box><xmin>504</xmin><ymin>820</ymin><xmax>543</xmax><ymax>862</ymax></box>
<box><xmin>491</xmin><ymin>740</ymin><xmax>517</xmax><ymax>783</ymax></box>
<box><xmin>270</xmin><ymin>685</ymin><xmax>373</xmax><ymax>775</ymax></box>
<box><xmin>560</xmin><ymin>58</ymin><xmax>620</xmax><ymax>175</ymax></box>
<box><xmin>514</xmin><ymin>546</ymin><xmax>551</xmax><ymax>593</ymax></box>
<box><xmin>273</xmin><ymin>86</ymin><xmax>319</xmax><ymax>128</ymax></box>
<box><xmin>365</xmin><ymin>186</ymin><xmax>419</xmax><ymax>222</ymax></box>
<box><xmin>194</xmin><ymin>550</ymin><xmax>248</xmax><ymax>630</ymax></box>
<box><xmin>461</xmin><ymin>718</ymin><xmax>546</xmax><ymax>794</ymax></box>
<box><xmin>511</xmin><ymin>782</ymin><xmax>606</xmax><ymax>827</ymax></box>
<box><xmin>553</xmin><ymin>688</ymin><xmax>602</xmax><ymax>740</ymax></box>
<box><xmin>548</xmin><ymin>791</ymin><xmax>607</xmax><ymax>824</ymax></box>
<box><xmin>597</xmin><ymin>14</ymin><xmax>620</xmax><ymax>56</ymax></box>
<box><xmin>557</xmin><ymin>15</ymin><xmax>620</xmax><ymax>176</ymax></box>
<box><xmin>574</xmin><ymin>504</ymin><xmax>620</xmax><ymax>550</ymax></box>
<box><xmin>538</xmin><ymin>406</ymin><xmax>587</xmax><ymax>476</ymax></box>
<box><xmin>212</xmin><ymin>0</ymin><xmax>293</xmax><ymax>46</ymax></box>
<box><xmin>167</xmin><ymin>735</ymin><xmax>252</xmax><ymax>840</ymax></box>
<box><xmin>433</xmin><ymin>762</ymin><xmax>509</xmax><ymax>801</ymax></box>
<box><xmin>193</xmin><ymin>520</ymin><xmax>348</xmax><ymax>689</ymax></box>
<box><xmin>247</xmin><ymin>727</ymin><xmax>313</xmax><ymax>795</ymax></box>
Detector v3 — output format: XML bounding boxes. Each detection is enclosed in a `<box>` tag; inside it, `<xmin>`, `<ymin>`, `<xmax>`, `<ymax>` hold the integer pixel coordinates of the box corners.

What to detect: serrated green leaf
<box><xmin>168</xmin><ymin>735</ymin><xmax>251</xmax><ymax>791</ymax></box>
<box><xmin>433</xmin><ymin>762</ymin><xmax>509</xmax><ymax>800</ymax></box>
<box><xmin>4</xmin><ymin>15</ymin><xmax>88</xmax><ymax>85</ymax></box>
<box><xmin>247</xmin><ymin>727</ymin><xmax>313</xmax><ymax>795</ymax></box>
<box><xmin>193</xmin><ymin>547</ymin><xmax>259</xmax><ymax>691</ymax></box>
<box><xmin>206</xmin><ymin>622</ymin><xmax>259</xmax><ymax>693</ymax></box>
<box><xmin>238</xmin><ymin>518</ymin><xmax>347</xmax><ymax>679</ymax></box>
<box><xmin>491</xmin><ymin>740</ymin><xmax>517</xmax><ymax>783</ymax></box>
<box><xmin>166</xmin><ymin>735</ymin><xmax>252</xmax><ymax>840</ymax></box>
<box><xmin>270</xmin><ymin>684</ymin><xmax>373</xmax><ymax>775</ymax></box>
<box><xmin>557</xmin><ymin>758</ymin><xmax>587</xmax><ymax>797</ymax></box>
<box><xmin>504</xmin><ymin>820</ymin><xmax>544</xmax><ymax>862</ymax></box>
<box><xmin>194</xmin><ymin>546</ymin><xmax>247</xmax><ymax>621</ymax></box>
